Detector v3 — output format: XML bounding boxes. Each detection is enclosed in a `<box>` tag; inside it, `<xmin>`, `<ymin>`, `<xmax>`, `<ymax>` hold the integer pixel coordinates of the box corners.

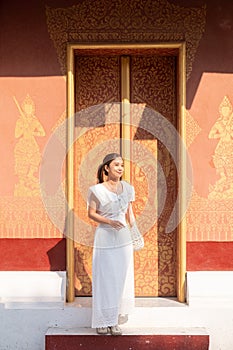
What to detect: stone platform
<box><xmin>45</xmin><ymin>327</ymin><xmax>209</xmax><ymax>350</ymax></box>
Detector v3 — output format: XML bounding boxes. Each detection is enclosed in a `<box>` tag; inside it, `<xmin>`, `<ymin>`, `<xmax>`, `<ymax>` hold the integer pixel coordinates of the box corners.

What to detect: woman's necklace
<box><xmin>105</xmin><ymin>181</ymin><xmax>125</xmax><ymax>211</ymax></box>
<box><xmin>106</xmin><ymin>181</ymin><xmax>121</xmax><ymax>195</ymax></box>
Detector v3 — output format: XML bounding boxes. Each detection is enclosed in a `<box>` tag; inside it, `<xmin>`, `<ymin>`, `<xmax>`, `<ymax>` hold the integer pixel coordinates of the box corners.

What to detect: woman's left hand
<box><xmin>109</xmin><ymin>219</ymin><xmax>125</xmax><ymax>230</ymax></box>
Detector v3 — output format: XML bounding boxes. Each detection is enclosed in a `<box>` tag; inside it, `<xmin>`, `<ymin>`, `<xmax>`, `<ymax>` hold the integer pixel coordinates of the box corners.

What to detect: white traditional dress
<box><xmin>87</xmin><ymin>180</ymin><xmax>135</xmax><ymax>328</ymax></box>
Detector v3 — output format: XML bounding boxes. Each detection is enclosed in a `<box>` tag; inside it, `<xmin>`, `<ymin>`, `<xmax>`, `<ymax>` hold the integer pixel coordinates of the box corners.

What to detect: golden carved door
<box><xmin>74</xmin><ymin>52</ymin><xmax>177</xmax><ymax>297</ymax></box>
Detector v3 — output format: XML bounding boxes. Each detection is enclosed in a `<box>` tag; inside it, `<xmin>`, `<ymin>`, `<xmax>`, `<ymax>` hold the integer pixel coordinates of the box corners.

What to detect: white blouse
<box><xmin>87</xmin><ymin>180</ymin><xmax>135</xmax><ymax>226</ymax></box>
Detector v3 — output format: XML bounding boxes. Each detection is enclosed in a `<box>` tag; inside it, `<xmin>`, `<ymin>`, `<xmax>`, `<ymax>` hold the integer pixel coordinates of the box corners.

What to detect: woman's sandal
<box><xmin>96</xmin><ymin>327</ymin><xmax>109</xmax><ymax>335</ymax></box>
<box><xmin>109</xmin><ymin>325</ymin><xmax>122</xmax><ymax>336</ymax></box>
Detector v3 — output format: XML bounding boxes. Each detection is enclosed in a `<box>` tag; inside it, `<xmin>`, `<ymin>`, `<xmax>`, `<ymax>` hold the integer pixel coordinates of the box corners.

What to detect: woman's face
<box><xmin>106</xmin><ymin>157</ymin><xmax>124</xmax><ymax>179</ymax></box>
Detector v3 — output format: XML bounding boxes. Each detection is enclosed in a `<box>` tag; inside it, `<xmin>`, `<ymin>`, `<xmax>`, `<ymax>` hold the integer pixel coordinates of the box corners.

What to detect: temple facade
<box><xmin>0</xmin><ymin>0</ymin><xmax>233</xmax><ymax>349</ymax></box>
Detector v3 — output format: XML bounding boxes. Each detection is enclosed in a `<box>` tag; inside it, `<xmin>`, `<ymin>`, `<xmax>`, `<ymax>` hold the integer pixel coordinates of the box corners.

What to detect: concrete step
<box><xmin>45</xmin><ymin>327</ymin><xmax>209</xmax><ymax>350</ymax></box>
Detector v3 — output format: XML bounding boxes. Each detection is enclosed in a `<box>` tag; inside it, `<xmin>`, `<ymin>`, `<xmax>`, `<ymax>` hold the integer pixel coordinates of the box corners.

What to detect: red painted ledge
<box><xmin>46</xmin><ymin>334</ymin><xmax>209</xmax><ymax>350</ymax></box>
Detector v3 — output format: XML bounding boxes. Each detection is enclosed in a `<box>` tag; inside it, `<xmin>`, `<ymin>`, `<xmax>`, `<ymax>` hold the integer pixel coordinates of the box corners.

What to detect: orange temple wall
<box><xmin>0</xmin><ymin>0</ymin><xmax>233</xmax><ymax>271</ymax></box>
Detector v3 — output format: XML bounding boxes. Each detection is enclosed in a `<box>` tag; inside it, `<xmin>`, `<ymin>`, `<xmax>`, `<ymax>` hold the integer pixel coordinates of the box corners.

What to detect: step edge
<box><xmin>46</xmin><ymin>326</ymin><xmax>209</xmax><ymax>336</ymax></box>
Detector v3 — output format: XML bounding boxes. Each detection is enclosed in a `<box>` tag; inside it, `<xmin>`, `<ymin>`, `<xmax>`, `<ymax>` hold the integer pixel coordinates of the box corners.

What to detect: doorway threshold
<box><xmin>68</xmin><ymin>297</ymin><xmax>186</xmax><ymax>308</ymax></box>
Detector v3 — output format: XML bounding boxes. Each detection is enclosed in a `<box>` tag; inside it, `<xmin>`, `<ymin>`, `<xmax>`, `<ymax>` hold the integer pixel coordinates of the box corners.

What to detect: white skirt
<box><xmin>92</xmin><ymin>225</ymin><xmax>135</xmax><ymax>328</ymax></box>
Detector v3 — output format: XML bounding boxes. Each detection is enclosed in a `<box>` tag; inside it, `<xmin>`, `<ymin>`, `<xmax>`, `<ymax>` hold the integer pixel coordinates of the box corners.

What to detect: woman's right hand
<box><xmin>108</xmin><ymin>220</ymin><xmax>125</xmax><ymax>230</ymax></box>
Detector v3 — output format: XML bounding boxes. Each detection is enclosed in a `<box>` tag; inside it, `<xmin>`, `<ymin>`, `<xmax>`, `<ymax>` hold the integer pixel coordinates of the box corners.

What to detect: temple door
<box><xmin>74</xmin><ymin>52</ymin><xmax>177</xmax><ymax>297</ymax></box>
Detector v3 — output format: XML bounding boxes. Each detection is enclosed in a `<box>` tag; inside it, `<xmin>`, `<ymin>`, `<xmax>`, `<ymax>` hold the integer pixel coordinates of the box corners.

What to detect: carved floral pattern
<box><xmin>75</xmin><ymin>56</ymin><xmax>120</xmax><ymax>110</ymax></box>
<box><xmin>131</xmin><ymin>55</ymin><xmax>177</xmax><ymax>296</ymax></box>
<box><xmin>186</xmin><ymin>109</ymin><xmax>202</xmax><ymax>148</ymax></box>
<box><xmin>0</xmin><ymin>197</ymin><xmax>61</xmax><ymax>238</ymax></box>
<box><xmin>186</xmin><ymin>190</ymin><xmax>233</xmax><ymax>242</ymax></box>
<box><xmin>46</xmin><ymin>0</ymin><xmax>206</xmax><ymax>79</ymax></box>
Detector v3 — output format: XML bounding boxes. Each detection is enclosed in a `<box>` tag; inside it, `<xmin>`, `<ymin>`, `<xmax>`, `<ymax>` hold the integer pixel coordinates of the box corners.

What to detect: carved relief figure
<box><xmin>14</xmin><ymin>95</ymin><xmax>45</xmax><ymax>196</ymax></box>
<box><xmin>209</xmin><ymin>96</ymin><xmax>233</xmax><ymax>198</ymax></box>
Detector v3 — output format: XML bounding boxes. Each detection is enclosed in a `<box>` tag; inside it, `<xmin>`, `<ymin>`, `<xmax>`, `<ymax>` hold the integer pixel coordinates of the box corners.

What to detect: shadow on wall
<box><xmin>47</xmin><ymin>238</ymin><xmax>66</xmax><ymax>271</ymax></box>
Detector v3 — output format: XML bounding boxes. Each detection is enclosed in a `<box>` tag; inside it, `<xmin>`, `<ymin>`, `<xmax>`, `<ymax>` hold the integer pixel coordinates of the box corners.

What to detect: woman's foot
<box><xmin>109</xmin><ymin>325</ymin><xmax>122</xmax><ymax>336</ymax></box>
<box><xmin>96</xmin><ymin>327</ymin><xmax>109</xmax><ymax>335</ymax></box>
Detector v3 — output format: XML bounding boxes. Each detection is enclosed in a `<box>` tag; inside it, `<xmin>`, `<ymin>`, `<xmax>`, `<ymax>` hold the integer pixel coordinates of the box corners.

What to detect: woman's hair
<box><xmin>97</xmin><ymin>153</ymin><xmax>122</xmax><ymax>183</ymax></box>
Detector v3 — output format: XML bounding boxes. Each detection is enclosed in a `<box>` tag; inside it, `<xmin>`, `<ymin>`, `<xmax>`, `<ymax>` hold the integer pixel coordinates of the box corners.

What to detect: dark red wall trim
<box><xmin>187</xmin><ymin>241</ymin><xmax>233</xmax><ymax>271</ymax></box>
<box><xmin>0</xmin><ymin>239</ymin><xmax>232</xmax><ymax>271</ymax></box>
<box><xmin>0</xmin><ymin>238</ymin><xmax>66</xmax><ymax>271</ymax></box>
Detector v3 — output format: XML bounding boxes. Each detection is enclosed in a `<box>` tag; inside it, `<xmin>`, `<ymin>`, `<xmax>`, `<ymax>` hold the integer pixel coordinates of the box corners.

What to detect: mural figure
<box><xmin>209</xmin><ymin>96</ymin><xmax>233</xmax><ymax>199</ymax></box>
<box><xmin>14</xmin><ymin>94</ymin><xmax>45</xmax><ymax>197</ymax></box>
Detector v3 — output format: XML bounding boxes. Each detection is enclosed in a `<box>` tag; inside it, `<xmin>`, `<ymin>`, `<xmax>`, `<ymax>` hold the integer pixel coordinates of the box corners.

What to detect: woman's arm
<box><xmin>126</xmin><ymin>202</ymin><xmax>136</xmax><ymax>227</ymax></box>
<box><xmin>88</xmin><ymin>205</ymin><xmax>124</xmax><ymax>230</ymax></box>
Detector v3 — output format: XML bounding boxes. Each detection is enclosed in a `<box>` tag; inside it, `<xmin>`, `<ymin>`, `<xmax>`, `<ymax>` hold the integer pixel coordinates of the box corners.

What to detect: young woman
<box><xmin>87</xmin><ymin>153</ymin><xmax>135</xmax><ymax>335</ymax></box>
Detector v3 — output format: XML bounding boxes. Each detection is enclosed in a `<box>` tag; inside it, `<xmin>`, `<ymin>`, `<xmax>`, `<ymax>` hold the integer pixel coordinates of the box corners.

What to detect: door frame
<box><xmin>66</xmin><ymin>42</ymin><xmax>186</xmax><ymax>302</ymax></box>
